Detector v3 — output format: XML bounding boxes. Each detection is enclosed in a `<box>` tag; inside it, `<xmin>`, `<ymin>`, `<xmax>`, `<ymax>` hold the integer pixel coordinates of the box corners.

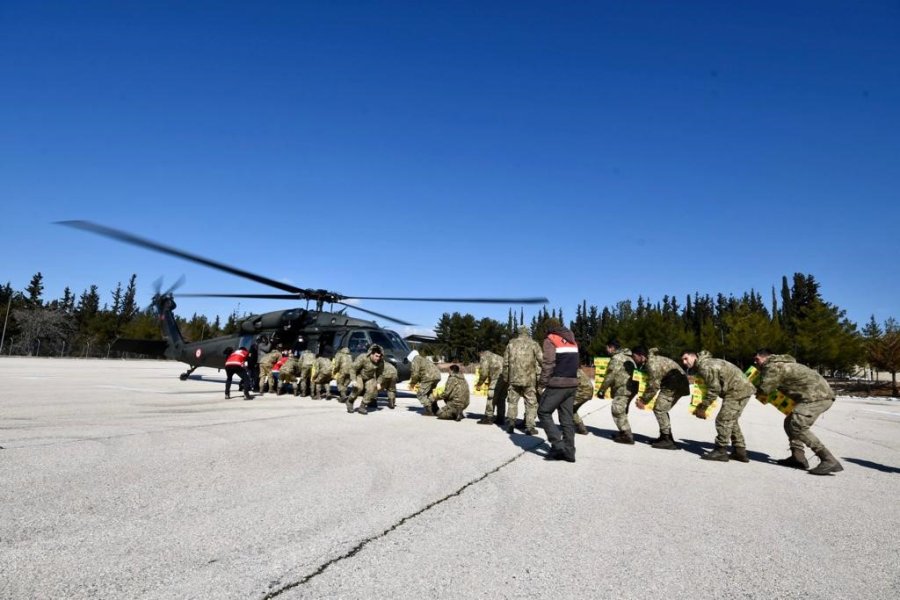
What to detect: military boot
<box><xmin>729</xmin><ymin>447</ymin><xmax>750</xmax><ymax>462</ymax></box>
<box><xmin>612</xmin><ymin>431</ymin><xmax>635</xmax><ymax>445</ymax></box>
<box><xmin>701</xmin><ymin>446</ymin><xmax>730</xmax><ymax>461</ymax></box>
<box><xmin>388</xmin><ymin>396</ymin><xmax>396</xmax><ymax>410</ymax></box>
<box><xmin>345</xmin><ymin>400</ymin><xmax>355</xmax><ymax>414</ymax></box>
<box><xmin>575</xmin><ymin>422</ymin><xmax>588</xmax><ymax>436</ymax></box>
<box><xmin>808</xmin><ymin>448</ymin><xmax>844</xmax><ymax>475</ymax></box>
<box><xmin>477</xmin><ymin>417</ymin><xmax>492</xmax><ymax>425</ymax></box>
<box><xmin>357</xmin><ymin>404</ymin><xmax>368</xmax><ymax>415</ymax></box>
<box><xmin>455</xmin><ymin>410</ymin><xmax>464</xmax><ymax>422</ymax></box>
<box><xmin>776</xmin><ymin>448</ymin><xmax>809</xmax><ymax>470</ymax></box>
<box><xmin>505</xmin><ymin>420</ymin><xmax>515</xmax><ymax>434</ymax></box>
<box><xmin>652</xmin><ymin>432</ymin><xmax>677</xmax><ymax>450</ymax></box>
<box><xmin>423</xmin><ymin>404</ymin><xmax>435</xmax><ymax>417</ymax></box>
<box><xmin>524</xmin><ymin>427</ymin><xmax>538</xmax><ymax>435</ymax></box>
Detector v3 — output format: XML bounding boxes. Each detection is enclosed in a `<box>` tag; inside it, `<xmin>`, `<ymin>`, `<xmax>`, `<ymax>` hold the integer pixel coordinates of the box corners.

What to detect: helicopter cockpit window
<box><xmin>347</xmin><ymin>332</ymin><xmax>370</xmax><ymax>354</ymax></box>
<box><xmin>368</xmin><ymin>330</ymin><xmax>410</xmax><ymax>354</ymax></box>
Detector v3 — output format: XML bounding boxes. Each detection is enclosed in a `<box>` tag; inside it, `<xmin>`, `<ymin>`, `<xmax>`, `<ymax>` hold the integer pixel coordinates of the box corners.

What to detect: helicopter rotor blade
<box><xmin>335</xmin><ymin>302</ymin><xmax>415</xmax><ymax>326</ymax></box>
<box><xmin>343</xmin><ymin>295</ymin><xmax>549</xmax><ymax>304</ymax></box>
<box><xmin>177</xmin><ymin>293</ymin><xmax>303</xmax><ymax>300</ymax></box>
<box><xmin>57</xmin><ymin>220</ymin><xmax>307</xmax><ymax>295</ymax></box>
<box><xmin>163</xmin><ymin>274</ymin><xmax>186</xmax><ymax>296</ymax></box>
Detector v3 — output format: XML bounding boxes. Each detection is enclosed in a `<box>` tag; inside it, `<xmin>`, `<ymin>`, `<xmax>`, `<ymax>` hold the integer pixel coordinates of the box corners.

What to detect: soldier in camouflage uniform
<box><xmin>754</xmin><ymin>349</ymin><xmax>843</xmax><ymax>475</ymax></box>
<box><xmin>632</xmin><ymin>346</ymin><xmax>690</xmax><ymax>450</ymax></box>
<box><xmin>375</xmin><ymin>361</ymin><xmax>398</xmax><ymax>410</ymax></box>
<box><xmin>408</xmin><ymin>350</ymin><xmax>442</xmax><ymax>416</ymax></box>
<box><xmin>597</xmin><ymin>340</ymin><xmax>638</xmax><ymax>444</ymax></box>
<box><xmin>475</xmin><ymin>350</ymin><xmax>507</xmax><ymax>425</ymax></box>
<box><xmin>572</xmin><ymin>369</ymin><xmax>594</xmax><ymax>435</ymax></box>
<box><xmin>502</xmin><ymin>325</ymin><xmax>543</xmax><ymax>435</ymax></box>
<box><xmin>277</xmin><ymin>354</ymin><xmax>302</xmax><ymax>396</ymax></box>
<box><xmin>435</xmin><ymin>364</ymin><xmax>470</xmax><ymax>421</ymax></box>
<box><xmin>297</xmin><ymin>349</ymin><xmax>316</xmax><ymax>397</ymax></box>
<box><xmin>346</xmin><ymin>344</ymin><xmax>384</xmax><ymax>415</ymax></box>
<box><xmin>258</xmin><ymin>348</ymin><xmax>282</xmax><ymax>394</ymax></box>
<box><xmin>332</xmin><ymin>347</ymin><xmax>353</xmax><ymax>403</ymax></box>
<box><xmin>681</xmin><ymin>350</ymin><xmax>756</xmax><ymax>462</ymax></box>
<box><xmin>312</xmin><ymin>353</ymin><xmax>333</xmax><ymax>400</ymax></box>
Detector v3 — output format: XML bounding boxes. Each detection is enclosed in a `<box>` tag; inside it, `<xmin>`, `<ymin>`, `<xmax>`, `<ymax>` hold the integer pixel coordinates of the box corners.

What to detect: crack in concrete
<box><xmin>260</xmin><ymin>435</ymin><xmax>548</xmax><ymax>599</ymax></box>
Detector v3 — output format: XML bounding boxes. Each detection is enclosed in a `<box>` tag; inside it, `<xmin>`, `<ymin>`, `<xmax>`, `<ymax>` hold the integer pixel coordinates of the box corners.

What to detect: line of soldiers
<box><xmin>235</xmin><ymin>328</ymin><xmax>844</xmax><ymax>476</ymax></box>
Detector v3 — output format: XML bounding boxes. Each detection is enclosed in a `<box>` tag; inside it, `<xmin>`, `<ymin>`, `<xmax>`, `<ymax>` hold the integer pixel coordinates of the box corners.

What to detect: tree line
<box><xmin>2</xmin><ymin>271</ymin><xmax>898</xmax><ymax>395</ymax></box>
<box><xmin>0</xmin><ymin>272</ymin><xmax>243</xmax><ymax>358</ymax></box>
<box><xmin>428</xmin><ymin>273</ymin><xmax>898</xmax><ymax>395</ymax></box>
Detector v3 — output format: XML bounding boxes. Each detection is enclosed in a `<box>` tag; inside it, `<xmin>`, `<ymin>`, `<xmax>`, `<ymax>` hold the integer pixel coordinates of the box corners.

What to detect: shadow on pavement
<box><xmin>585</xmin><ymin>425</ymin><xmax>656</xmax><ymax>445</ymax></box>
<box><xmin>843</xmin><ymin>457</ymin><xmax>900</xmax><ymax>474</ymax></box>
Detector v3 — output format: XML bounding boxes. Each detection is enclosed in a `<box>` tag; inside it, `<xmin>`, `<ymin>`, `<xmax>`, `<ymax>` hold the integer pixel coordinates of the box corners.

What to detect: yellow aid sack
<box><xmin>473</xmin><ymin>367</ymin><xmax>488</xmax><ymax>394</ymax></box>
<box><xmin>744</xmin><ymin>366</ymin><xmax>795</xmax><ymax>415</ymax></box>
<box><xmin>593</xmin><ymin>357</ymin><xmax>612</xmax><ymax>399</ymax></box>
<box><xmin>688</xmin><ymin>376</ymin><xmax>718</xmax><ymax>419</ymax></box>
<box><xmin>632</xmin><ymin>370</ymin><xmax>659</xmax><ymax>410</ymax></box>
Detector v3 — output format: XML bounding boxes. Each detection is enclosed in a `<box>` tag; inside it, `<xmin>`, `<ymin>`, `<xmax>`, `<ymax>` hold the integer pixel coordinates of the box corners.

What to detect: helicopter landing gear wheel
<box><xmin>179</xmin><ymin>366</ymin><xmax>197</xmax><ymax>381</ymax></box>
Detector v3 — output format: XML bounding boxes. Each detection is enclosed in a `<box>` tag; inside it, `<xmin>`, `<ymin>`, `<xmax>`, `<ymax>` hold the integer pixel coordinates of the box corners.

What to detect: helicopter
<box><xmin>59</xmin><ymin>221</ymin><xmax>548</xmax><ymax>382</ymax></box>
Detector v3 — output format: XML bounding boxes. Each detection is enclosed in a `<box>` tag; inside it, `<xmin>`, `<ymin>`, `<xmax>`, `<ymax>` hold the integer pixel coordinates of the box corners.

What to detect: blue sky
<box><xmin>2</xmin><ymin>1</ymin><xmax>898</xmax><ymax>335</ymax></box>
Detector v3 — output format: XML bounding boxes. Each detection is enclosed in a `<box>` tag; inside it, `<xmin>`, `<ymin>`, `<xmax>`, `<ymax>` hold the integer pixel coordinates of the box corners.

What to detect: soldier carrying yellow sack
<box><xmin>475</xmin><ymin>350</ymin><xmax>506</xmax><ymax>425</ymax></box>
<box><xmin>753</xmin><ymin>349</ymin><xmax>843</xmax><ymax>475</ymax></box>
<box><xmin>332</xmin><ymin>346</ymin><xmax>353</xmax><ymax>403</ymax></box>
<box><xmin>346</xmin><ymin>344</ymin><xmax>384</xmax><ymax>415</ymax></box>
<box><xmin>408</xmin><ymin>349</ymin><xmax>442</xmax><ymax>416</ymax></box>
<box><xmin>434</xmin><ymin>364</ymin><xmax>470</xmax><ymax>421</ymax></box>
<box><xmin>632</xmin><ymin>346</ymin><xmax>690</xmax><ymax>450</ymax></box>
<box><xmin>681</xmin><ymin>350</ymin><xmax>756</xmax><ymax>463</ymax></box>
<box><xmin>312</xmin><ymin>352</ymin><xmax>333</xmax><ymax>400</ymax></box>
<box><xmin>597</xmin><ymin>339</ymin><xmax>638</xmax><ymax>444</ymax></box>
<box><xmin>258</xmin><ymin>347</ymin><xmax>282</xmax><ymax>395</ymax></box>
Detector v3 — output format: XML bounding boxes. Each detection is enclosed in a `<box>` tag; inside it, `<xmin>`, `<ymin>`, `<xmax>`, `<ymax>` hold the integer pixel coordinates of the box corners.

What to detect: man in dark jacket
<box><xmin>537</xmin><ymin>320</ymin><xmax>580</xmax><ymax>463</ymax></box>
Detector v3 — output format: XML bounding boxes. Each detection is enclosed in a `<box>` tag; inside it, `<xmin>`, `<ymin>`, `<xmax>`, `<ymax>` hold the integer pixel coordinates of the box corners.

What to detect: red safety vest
<box><xmin>225</xmin><ymin>349</ymin><xmax>249</xmax><ymax>368</ymax></box>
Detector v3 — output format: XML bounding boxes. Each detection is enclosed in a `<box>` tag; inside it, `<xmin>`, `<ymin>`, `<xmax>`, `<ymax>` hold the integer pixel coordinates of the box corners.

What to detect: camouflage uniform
<box><xmin>277</xmin><ymin>357</ymin><xmax>302</xmax><ymax>396</ymax></box>
<box><xmin>409</xmin><ymin>352</ymin><xmax>442</xmax><ymax>411</ymax></box>
<box><xmin>379</xmin><ymin>361</ymin><xmax>398</xmax><ymax>409</ymax></box>
<box><xmin>693</xmin><ymin>350</ymin><xmax>756</xmax><ymax>449</ymax></box>
<box><xmin>347</xmin><ymin>350</ymin><xmax>384</xmax><ymax>414</ymax></box>
<box><xmin>312</xmin><ymin>356</ymin><xmax>333</xmax><ymax>400</ymax></box>
<box><xmin>475</xmin><ymin>350</ymin><xmax>507</xmax><ymax>422</ymax></box>
<box><xmin>757</xmin><ymin>354</ymin><xmax>840</xmax><ymax>472</ymax></box>
<box><xmin>502</xmin><ymin>326</ymin><xmax>542</xmax><ymax>433</ymax></box>
<box><xmin>436</xmin><ymin>371</ymin><xmax>470</xmax><ymax>420</ymax></box>
<box><xmin>598</xmin><ymin>348</ymin><xmax>638</xmax><ymax>434</ymax></box>
<box><xmin>641</xmin><ymin>349</ymin><xmax>690</xmax><ymax>437</ymax></box>
<box><xmin>258</xmin><ymin>349</ymin><xmax>282</xmax><ymax>394</ymax></box>
<box><xmin>573</xmin><ymin>369</ymin><xmax>594</xmax><ymax>433</ymax></box>
<box><xmin>332</xmin><ymin>347</ymin><xmax>353</xmax><ymax>402</ymax></box>
<box><xmin>297</xmin><ymin>350</ymin><xmax>316</xmax><ymax>397</ymax></box>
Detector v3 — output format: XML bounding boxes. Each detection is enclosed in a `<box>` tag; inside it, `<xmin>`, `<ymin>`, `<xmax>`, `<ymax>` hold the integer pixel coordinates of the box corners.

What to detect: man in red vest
<box><xmin>224</xmin><ymin>346</ymin><xmax>252</xmax><ymax>400</ymax></box>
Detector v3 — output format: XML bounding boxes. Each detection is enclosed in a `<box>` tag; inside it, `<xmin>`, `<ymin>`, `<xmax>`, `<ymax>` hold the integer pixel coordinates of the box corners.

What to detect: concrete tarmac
<box><xmin>1</xmin><ymin>357</ymin><xmax>898</xmax><ymax>599</ymax></box>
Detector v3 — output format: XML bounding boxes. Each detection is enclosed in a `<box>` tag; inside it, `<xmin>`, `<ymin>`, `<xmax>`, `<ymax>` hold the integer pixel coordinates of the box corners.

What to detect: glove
<box><xmin>348</xmin><ymin>380</ymin><xmax>356</xmax><ymax>389</ymax></box>
<box><xmin>635</xmin><ymin>399</ymin><xmax>646</xmax><ymax>410</ymax></box>
<box><xmin>694</xmin><ymin>406</ymin><xmax>707</xmax><ymax>419</ymax></box>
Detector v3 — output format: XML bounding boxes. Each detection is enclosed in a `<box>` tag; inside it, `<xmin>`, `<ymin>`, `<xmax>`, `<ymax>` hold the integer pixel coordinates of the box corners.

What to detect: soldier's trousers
<box><xmin>785</xmin><ymin>398</ymin><xmax>834</xmax><ymax>452</ymax></box>
<box><xmin>652</xmin><ymin>389</ymin><xmax>685</xmax><ymax>435</ymax></box>
<box><xmin>483</xmin><ymin>377</ymin><xmax>508</xmax><ymax>418</ymax></box>
<box><xmin>416</xmin><ymin>379</ymin><xmax>440</xmax><ymax>407</ymax></box>
<box><xmin>380</xmin><ymin>379</ymin><xmax>397</xmax><ymax>405</ymax></box>
<box><xmin>610</xmin><ymin>389</ymin><xmax>635</xmax><ymax>433</ymax></box>
<box><xmin>714</xmin><ymin>395</ymin><xmax>752</xmax><ymax>448</ymax></box>
<box><xmin>572</xmin><ymin>394</ymin><xmax>590</xmax><ymax>427</ymax></box>
<box><xmin>335</xmin><ymin>374</ymin><xmax>351</xmax><ymax>400</ymax></box>
<box><xmin>348</xmin><ymin>378</ymin><xmax>378</xmax><ymax>409</ymax></box>
<box><xmin>436</xmin><ymin>401</ymin><xmax>467</xmax><ymax>420</ymax></box>
<box><xmin>259</xmin><ymin>365</ymin><xmax>274</xmax><ymax>392</ymax></box>
<box><xmin>299</xmin><ymin>367</ymin><xmax>314</xmax><ymax>396</ymax></box>
<box><xmin>506</xmin><ymin>384</ymin><xmax>538</xmax><ymax>430</ymax></box>
<box><xmin>313</xmin><ymin>375</ymin><xmax>332</xmax><ymax>399</ymax></box>
<box><xmin>538</xmin><ymin>387</ymin><xmax>576</xmax><ymax>459</ymax></box>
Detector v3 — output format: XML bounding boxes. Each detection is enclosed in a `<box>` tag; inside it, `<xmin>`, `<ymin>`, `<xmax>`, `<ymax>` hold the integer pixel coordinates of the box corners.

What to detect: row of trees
<box><xmin>0</xmin><ymin>273</ymin><xmax>243</xmax><ymax>358</ymax></box>
<box><xmin>2</xmin><ymin>271</ymin><xmax>898</xmax><ymax>395</ymax></box>
<box><xmin>428</xmin><ymin>274</ymin><xmax>898</xmax><ymax>396</ymax></box>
